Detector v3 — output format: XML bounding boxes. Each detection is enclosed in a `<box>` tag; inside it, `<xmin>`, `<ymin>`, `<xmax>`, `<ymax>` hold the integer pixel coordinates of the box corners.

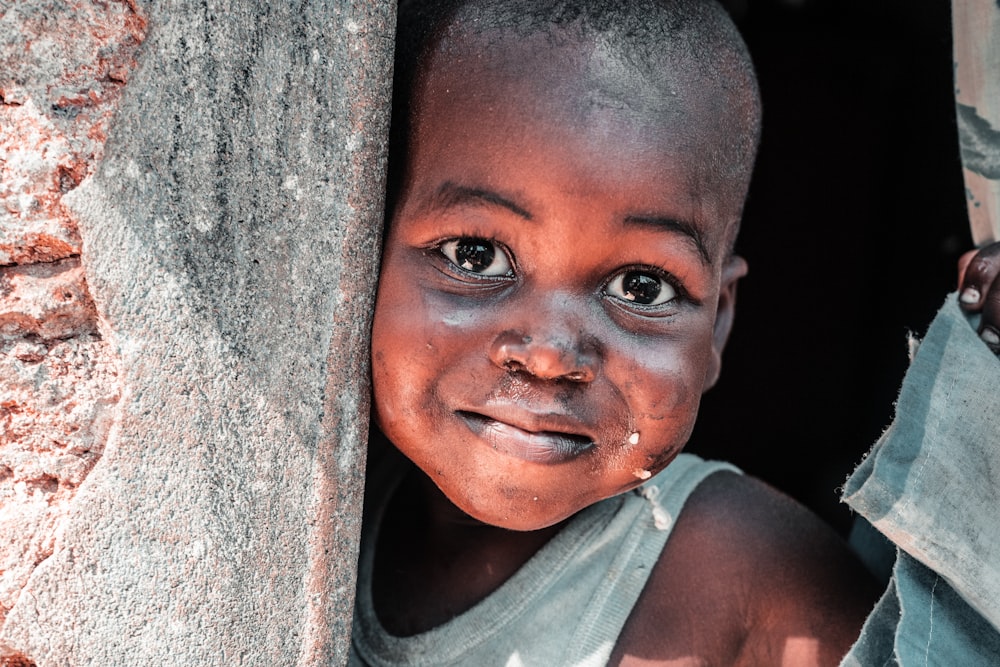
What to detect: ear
<box><xmin>703</xmin><ymin>255</ymin><xmax>748</xmax><ymax>392</ymax></box>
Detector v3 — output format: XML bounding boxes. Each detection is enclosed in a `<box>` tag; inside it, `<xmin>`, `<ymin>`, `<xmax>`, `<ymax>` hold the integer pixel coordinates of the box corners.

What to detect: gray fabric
<box><xmin>843</xmin><ymin>552</ymin><xmax>1000</xmax><ymax>666</ymax></box>
<box><xmin>840</xmin><ymin>564</ymin><xmax>901</xmax><ymax>667</ymax></box>
<box><xmin>841</xmin><ymin>293</ymin><xmax>1000</xmax><ymax>664</ymax></box>
<box><xmin>848</xmin><ymin>516</ymin><xmax>897</xmax><ymax>584</ymax></box>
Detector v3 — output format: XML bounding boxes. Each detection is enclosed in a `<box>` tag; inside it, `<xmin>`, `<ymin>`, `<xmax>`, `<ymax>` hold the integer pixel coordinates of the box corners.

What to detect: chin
<box><xmin>443</xmin><ymin>481</ymin><xmax>582</xmax><ymax>533</ymax></box>
<box><xmin>472</xmin><ymin>508</ymin><xmax>573</xmax><ymax>533</ymax></box>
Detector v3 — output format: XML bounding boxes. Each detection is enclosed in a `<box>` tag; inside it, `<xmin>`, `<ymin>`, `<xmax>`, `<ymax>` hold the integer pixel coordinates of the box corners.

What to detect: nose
<box><xmin>489</xmin><ymin>327</ymin><xmax>600</xmax><ymax>383</ymax></box>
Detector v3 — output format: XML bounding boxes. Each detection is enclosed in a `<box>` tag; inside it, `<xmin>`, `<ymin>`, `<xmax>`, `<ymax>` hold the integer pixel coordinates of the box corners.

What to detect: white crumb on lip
<box><xmin>633</xmin><ymin>468</ymin><xmax>652</xmax><ymax>480</ymax></box>
<box><xmin>628</xmin><ymin>432</ymin><xmax>640</xmax><ymax>445</ymax></box>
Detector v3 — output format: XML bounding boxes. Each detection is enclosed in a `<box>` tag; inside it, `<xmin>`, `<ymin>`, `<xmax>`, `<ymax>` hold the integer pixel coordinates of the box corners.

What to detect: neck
<box><xmin>371</xmin><ymin>456</ymin><xmax>564</xmax><ymax>636</ymax></box>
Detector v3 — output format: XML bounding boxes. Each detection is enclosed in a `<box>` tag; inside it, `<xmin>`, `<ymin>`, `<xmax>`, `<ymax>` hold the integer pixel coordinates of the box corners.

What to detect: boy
<box><xmin>350</xmin><ymin>1</ymin><xmax>1000</xmax><ymax>664</ymax></box>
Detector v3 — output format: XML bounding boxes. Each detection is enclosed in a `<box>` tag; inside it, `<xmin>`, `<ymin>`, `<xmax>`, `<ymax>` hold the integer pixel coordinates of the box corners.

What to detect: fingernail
<box><xmin>961</xmin><ymin>286</ymin><xmax>981</xmax><ymax>304</ymax></box>
<box><xmin>981</xmin><ymin>327</ymin><xmax>1000</xmax><ymax>346</ymax></box>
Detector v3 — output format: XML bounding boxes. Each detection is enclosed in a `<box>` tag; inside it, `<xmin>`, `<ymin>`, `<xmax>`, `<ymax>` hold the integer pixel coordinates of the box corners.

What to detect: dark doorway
<box><xmin>688</xmin><ymin>0</ymin><xmax>971</xmax><ymax>535</ymax></box>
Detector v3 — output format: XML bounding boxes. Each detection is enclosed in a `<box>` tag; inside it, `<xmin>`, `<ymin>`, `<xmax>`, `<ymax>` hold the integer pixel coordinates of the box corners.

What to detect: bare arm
<box><xmin>611</xmin><ymin>472</ymin><xmax>879</xmax><ymax>667</ymax></box>
<box><xmin>722</xmin><ymin>476</ymin><xmax>878</xmax><ymax>667</ymax></box>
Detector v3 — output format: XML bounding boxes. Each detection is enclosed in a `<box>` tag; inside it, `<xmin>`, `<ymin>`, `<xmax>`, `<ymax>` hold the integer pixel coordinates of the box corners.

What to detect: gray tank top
<box><xmin>350</xmin><ymin>453</ymin><xmax>739</xmax><ymax>667</ymax></box>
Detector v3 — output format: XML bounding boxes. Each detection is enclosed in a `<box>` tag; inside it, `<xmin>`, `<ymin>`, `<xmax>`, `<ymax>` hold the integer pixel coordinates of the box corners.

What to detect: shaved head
<box><xmin>390</xmin><ymin>0</ymin><xmax>761</xmax><ymax>217</ymax></box>
<box><xmin>389</xmin><ymin>0</ymin><xmax>761</xmax><ymax>247</ymax></box>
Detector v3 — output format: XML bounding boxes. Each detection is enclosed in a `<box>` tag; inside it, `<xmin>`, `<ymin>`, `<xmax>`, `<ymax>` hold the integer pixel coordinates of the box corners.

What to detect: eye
<box><xmin>440</xmin><ymin>238</ymin><xmax>512</xmax><ymax>277</ymax></box>
<box><xmin>605</xmin><ymin>269</ymin><xmax>677</xmax><ymax>306</ymax></box>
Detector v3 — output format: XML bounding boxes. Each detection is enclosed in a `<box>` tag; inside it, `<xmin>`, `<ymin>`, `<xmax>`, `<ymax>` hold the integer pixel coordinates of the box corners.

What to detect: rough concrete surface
<box><xmin>0</xmin><ymin>0</ymin><xmax>140</xmax><ymax>643</ymax></box>
<box><xmin>0</xmin><ymin>0</ymin><xmax>393</xmax><ymax>664</ymax></box>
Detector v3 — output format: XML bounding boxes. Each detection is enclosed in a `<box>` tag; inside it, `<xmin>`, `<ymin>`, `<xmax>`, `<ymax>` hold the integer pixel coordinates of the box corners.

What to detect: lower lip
<box><xmin>458</xmin><ymin>412</ymin><xmax>594</xmax><ymax>464</ymax></box>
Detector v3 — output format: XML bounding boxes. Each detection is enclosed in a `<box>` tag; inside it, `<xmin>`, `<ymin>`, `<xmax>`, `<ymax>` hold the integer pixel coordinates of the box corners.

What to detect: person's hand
<box><xmin>958</xmin><ymin>241</ymin><xmax>1000</xmax><ymax>353</ymax></box>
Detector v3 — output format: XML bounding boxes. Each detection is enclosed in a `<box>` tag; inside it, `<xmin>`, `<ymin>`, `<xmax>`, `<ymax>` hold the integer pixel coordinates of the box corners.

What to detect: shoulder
<box><xmin>610</xmin><ymin>470</ymin><xmax>880</xmax><ymax>666</ymax></box>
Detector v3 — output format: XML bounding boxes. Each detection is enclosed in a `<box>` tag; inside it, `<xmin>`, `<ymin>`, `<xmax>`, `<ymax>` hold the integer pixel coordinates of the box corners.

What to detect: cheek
<box><xmin>621</xmin><ymin>326</ymin><xmax>713</xmax><ymax>406</ymax></box>
<box><xmin>372</xmin><ymin>313</ymin><xmax>434</xmax><ymax>425</ymax></box>
<box><xmin>370</xmin><ymin>270</ymin><xmax>431</xmax><ymax>424</ymax></box>
<box><xmin>612</xmin><ymin>327</ymin><xmax>716</xmax><ymax>456</ymax></box>
<box><xmin>370</xmin><ymin>283</ymin><xmax>492</xmax><ymax>428</ymax></box>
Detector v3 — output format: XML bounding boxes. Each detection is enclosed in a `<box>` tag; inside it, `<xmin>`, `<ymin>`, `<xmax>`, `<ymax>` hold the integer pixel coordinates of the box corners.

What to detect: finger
<box><xmin>957</xmin><ymin>249</ymin><xmax>978</xmax><ymax>287</ymax></box>
<box><xmin>980</xmin><ymin>271</ymin><xmax>1000</xmax><ymax>354</ymax></box>
<box><xmin>958</xmin><ymin>242</ymin><xmax>1000</xmax><ymax>311</ymax></box>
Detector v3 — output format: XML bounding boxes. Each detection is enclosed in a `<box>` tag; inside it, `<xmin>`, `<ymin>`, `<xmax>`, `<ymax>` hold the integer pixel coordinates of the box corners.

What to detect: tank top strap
<box><xmin>562</xmin><ymin>453</ymin><xmax>741</xmax><ymax>667</ymax></box>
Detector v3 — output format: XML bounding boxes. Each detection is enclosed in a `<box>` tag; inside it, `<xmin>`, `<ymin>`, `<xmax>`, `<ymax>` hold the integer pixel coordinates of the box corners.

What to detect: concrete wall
<box><xmin>0</xmin><ymin>0</ymin><xmax>393</xmax><ymax>664</ymax></box>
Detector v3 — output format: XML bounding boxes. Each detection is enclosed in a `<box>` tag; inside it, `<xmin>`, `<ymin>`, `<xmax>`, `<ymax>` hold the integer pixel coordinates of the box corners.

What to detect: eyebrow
<box><xmin>623</xmin><ymin>215</ymin><xmax>711</xmax><ymax>265</ymax></box>
<box><xmin>427</xmin><ymin>182</ymin><xmax>711</xmax><ymax>266</ymax></box>
<box><xmin>429</xmin><ymin>181</ymin><xmax>534</xmax><ymax>220</ymax></box>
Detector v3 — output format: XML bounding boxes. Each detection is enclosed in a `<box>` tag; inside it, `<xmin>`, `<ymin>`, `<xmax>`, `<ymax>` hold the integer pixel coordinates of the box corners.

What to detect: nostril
<box><xmin>504</xmin><ymin>359</ymin><xmax>526</xmax><ymax>372</ymax></box>
<box><xmin>561</xmin><ymin>365</ymin><xmax>596</xmax><ymax>383</ymax></box>
<box><xmin>489</xmin><ymin>328</ymin><xmax>599</xmax><ymax>382</ymax></box>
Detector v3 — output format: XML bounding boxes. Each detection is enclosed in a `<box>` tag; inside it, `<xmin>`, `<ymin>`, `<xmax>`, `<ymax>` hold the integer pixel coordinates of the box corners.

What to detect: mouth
<box><xmin>457</xmin><ymin>410</ymin><xmax>595</xmax><ymax>464</ymax></box>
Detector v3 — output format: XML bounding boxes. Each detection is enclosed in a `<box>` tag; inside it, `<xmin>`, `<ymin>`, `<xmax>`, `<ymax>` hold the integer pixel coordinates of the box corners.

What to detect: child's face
<box><xmin>372</xmin><ymin>30</ymin><xmax>747</xmax><ymax>531</ymax></box>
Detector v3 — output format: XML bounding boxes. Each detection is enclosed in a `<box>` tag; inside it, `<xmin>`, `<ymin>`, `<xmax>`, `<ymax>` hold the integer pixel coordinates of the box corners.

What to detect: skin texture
<box><xmin>373</xmin><ymin>29</ymin><xmax>745</xmax><ymax>533</ymax></box>
<box><xmin>607</xmin><ymin>472</ymin><xmax>877</xmax><ymax>666</ymax></box>
<box><xmin>368</xmin><ymin>21</ymin><xmax>884</xmax><ymax>665</ymax></box>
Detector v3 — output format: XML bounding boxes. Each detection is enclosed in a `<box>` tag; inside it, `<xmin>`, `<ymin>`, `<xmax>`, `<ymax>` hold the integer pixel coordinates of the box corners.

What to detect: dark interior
<box><xmin>687</xmin><ymin>0</ymin><xmax>972</xmax><ymax>535</ymax></box>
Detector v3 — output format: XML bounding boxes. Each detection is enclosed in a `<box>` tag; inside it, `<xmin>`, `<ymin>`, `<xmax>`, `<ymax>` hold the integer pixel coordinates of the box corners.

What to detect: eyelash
<box><xmin>603</xmin><ymin>264</ymin><xmax>691</xmax><ymax>309</ymax></box>
<box><xmin>428</xmin><ymin>236</ymin><xmax>692</xmax><ymax>309</ymax></box>
<box><xmin>428</xmin><ymin>236</ymin><xmax>517</xmax><ymax>282</ymax></box>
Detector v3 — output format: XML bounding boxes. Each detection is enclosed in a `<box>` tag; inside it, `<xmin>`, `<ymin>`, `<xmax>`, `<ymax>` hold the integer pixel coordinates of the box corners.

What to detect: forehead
<box><xmin>418</xmin><ymin>27</ymin><xmax>724</xmax><ymax>144</ymax></box>
<box><xmin>404</xmin><ymin>26</ymin><xmax>744</xmax><ymax>246</ymax></box>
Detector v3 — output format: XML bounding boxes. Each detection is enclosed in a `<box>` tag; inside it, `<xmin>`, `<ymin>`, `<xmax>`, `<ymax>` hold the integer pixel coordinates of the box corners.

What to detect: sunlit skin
<box><xmin>372</xmin><ymin>31</ymin><xmax>745</xmax><ymax>533</ymax></box>
<box><xmin>368</xmin><ymin>24</ymin><xmax>882</xmax><ymax>666</ymax></box>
